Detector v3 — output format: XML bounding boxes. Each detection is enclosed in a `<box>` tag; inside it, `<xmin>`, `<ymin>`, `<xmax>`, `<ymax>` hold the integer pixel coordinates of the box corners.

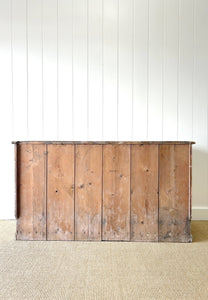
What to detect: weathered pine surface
<box><xmin>159</xmin><ymin>145</ymin><xmax>191</xmax><ymax>242</ymax></box>
<box><xmin>13</xmin><ymin>141</ymin><xmax>195</xmax><ymax>145</ymax></box>
<box><xmin>14</xmin><ymin>141</ymin><xmax>194</xmax><ymax>242</ymax></box>
<box><xmin>102</xmin><ymin>145</ymin><xmax>130</xmax><ymax>241</ymax></box>
<box><xmin>131</xmin><ymin>145</ymin><xmax>158</xmax><ymax>241</ymax></box>
<box><xmin>75</xmin><ymin>145</ymin><xmax>102</xmax><ymax>240</ymax></box>
<box><xmin>16</xmin><ymin>144</ymin><xmax>46</xmax><ymax>240</ymax></box>
<box><xmin>47</xmin><ymin>145</ymin><xmax>74</xmax><ymax>240</ymax></box>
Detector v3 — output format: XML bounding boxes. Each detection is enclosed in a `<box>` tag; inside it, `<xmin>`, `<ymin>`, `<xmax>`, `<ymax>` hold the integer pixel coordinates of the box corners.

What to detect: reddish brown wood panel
<box><xmin>159</xmin><ymin>144</ymin><xmax>191</xmax><ymax>242</ymax></box>
<box><xmin>12</xmin><ymin>141</ymin><xmax>195</xmax><ymax>145</ymax></box>
<box><xmin>189</xmin><ymin>144</ymin><xmax>192</xmax><ymax>220</ymax></box>
<box><xmin>16</xmin><ymin>144</ymin><xmax>46</xmax><ymax>240</ymax></box>
<box><xmin>75</xmin><ymin>145</ymin><xmax>102</xmax><ymax>240</ymax></box>
<box><xmin>47</xmin><ymin>145</ymin><xmax>74</xmax><ymax>240</ymax></box>
<box><xmin>102</xmin><ymin>145</ymin><xmax>130</xmax><ymax>241</ymax></box>
<box><xmin>131</xmin><ymin>145</ymin><xmax>158</xmax><ymax>241</ymax></box>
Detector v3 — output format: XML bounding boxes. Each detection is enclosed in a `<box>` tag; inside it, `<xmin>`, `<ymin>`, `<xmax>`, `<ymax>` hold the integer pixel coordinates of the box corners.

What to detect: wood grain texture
<box><xmin>75</xmin><ymin>145</ymin><xmax>102</xmax><ymax>240</ymax></box>
<box><xmin>12</xmin><ymin>141</ymin><xmax>195</xmax><ymax>145</ymax></box>
<box><xmin>47</xmin><ymin>145</ymin><xmax>74</xmax><ymax>240</ymax></box>
<box><xmin>131</xmin><ymin>145</ymin><xmax>158</xmax><ymax>241</ymax></box>
<box><xmin>14</xmin><ymin>144</ymin><xmax>18</xmax><ymax>219</ymax></box>
<box><xmin>159</xmin><ymin>144</ymin><xmax>191</xmax><ymax>242</ymax></box>
<box><xmin>15</xmin><ymin>142</ymin><xmax>193</xmax><ymax>242</ymax></box>
<box><xmin>189</xmin><ymin>144</ymin><xmax>192</xmax><ymax>220</ymax></box>
<box><xmin>102</xmin><ymin>145</ymin><xmax>130</xmax><ymax>241</ymax></box>
<box><xmin>16</xmin><ymin>144</ymin><xmax>46</xmax><ymax>240</ymax></box>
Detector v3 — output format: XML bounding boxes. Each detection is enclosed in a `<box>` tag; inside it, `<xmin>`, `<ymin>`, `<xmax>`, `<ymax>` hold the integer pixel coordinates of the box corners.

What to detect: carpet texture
<box><xmin>0</xmin><ymin>220</ymin><xmax>208</xmax><ymax>300</ymax></box>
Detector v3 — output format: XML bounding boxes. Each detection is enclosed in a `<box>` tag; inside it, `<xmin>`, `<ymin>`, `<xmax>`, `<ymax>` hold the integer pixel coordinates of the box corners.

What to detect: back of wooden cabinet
<box><xmin>15</xmin><ymin>143</ymin><xmax>192</xmax><ymax>242</ymax></box>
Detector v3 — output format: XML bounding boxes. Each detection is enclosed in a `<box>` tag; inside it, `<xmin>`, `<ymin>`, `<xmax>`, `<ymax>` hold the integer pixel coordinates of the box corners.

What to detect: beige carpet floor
<box><xmin>0</xmin><ymin>221</ymin><xmax>208</xmax><ymax>300</ymax></box>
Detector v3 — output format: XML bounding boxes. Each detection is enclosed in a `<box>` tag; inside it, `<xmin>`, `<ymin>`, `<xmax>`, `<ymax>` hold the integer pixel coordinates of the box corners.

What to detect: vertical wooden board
<box><xmin>102</xmin><ymin>145</ymin><xmax>130</xmax><ymax>241</ymax></box>
<box><xmin>103</xmin><ymin>0</ymin><xmax>118</xmax><ymax>140</ymax></box>
<box><xmin>47</xmin><ymin>145</ymin><xmax>74</xmax><ymax>240</ymax></box>
<box><xmin>28</xmin><ymin>0</ymin><xmax>43</xmax><ymax>140</ymax></box>
<box><xmin>117</xmin><ymin>0</ymin><xmax>133</xmax><ymax>140</ymax></box>
<box><xmin>75</xmin><ymin>145</ymin><xmax>102</xmax><ymax>240</ymax></box>
<box><xmin>189</xmin><ymin>144</ymin><xmax>192</xmax><ymax>220</ymax></box>
<box><xmin>159</xmin><ymin>145</ymin><xmax>191</xmax><ymax>242</ymax></box>
<box><xmin>16</xmin><ymin>144</ymin><xmax>46</xmax><ymax>240</ymax></box>
<box><xmin>131</xmin><ymin>145</ymin><xmax>158</xmax><ymax>242</ymax></box>
<box><xmin>133</xmin><ymin>0</ymin><xmax>148</xmax><ymax>141</ymax></box>
<box><xmin>148</xmin><ymin>0</ymin><xmax>163</xmax><ymax>140</ymax></box>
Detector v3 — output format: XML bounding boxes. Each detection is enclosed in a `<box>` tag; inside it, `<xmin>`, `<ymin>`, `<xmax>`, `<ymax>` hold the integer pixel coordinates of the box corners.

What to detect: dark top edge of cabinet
<box><xmin>12</xmin><ymin>141</ymin><xmax>196</xmax><ymax>145</ymax></box>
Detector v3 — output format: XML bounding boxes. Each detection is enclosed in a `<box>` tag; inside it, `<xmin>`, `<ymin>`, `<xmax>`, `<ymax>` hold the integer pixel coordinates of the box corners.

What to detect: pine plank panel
<box><xmin>131</xmin><ymin>145</ymin><xmax>158</xmax><ymax>241</ymax></box>
<box><xmin>75</xmin><ymin>145</ymin><xmax>102</xmax><ymax>240</ymax></box>
<box><xmin>102</xmin><ymin>145</ymin><xmax>130</xmax><ymax>241</ymax></box>
<box><xmin>47</xmin><ymin>145</ymin><xmax>74</xmax><ymax>240</ymax></box>
<box><xmin>12</xmin><ymin>141</ymin><xmax>195</xmax><ymax>145</ymax></box>
<box><xmin>159</xmin><ymin>144</ymin><xmax>191</xmax><ymax>242</ymax></box>
<box><xmin>16</xmin><ymin>144</ymin><xmax>46</xmax><ymax>240</ymax></box>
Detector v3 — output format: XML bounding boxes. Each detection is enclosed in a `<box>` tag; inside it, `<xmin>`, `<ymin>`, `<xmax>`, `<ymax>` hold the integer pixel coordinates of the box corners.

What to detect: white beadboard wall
<box><xmin>0</xmin><ymin>0</ymin><xmax>208</xmax><ymax>219</ymax></box>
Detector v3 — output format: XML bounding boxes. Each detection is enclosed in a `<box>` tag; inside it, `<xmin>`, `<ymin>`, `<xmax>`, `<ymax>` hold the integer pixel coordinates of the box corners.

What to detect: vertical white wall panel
<box><xmin>88</xmin><ymin>0</ymin><xmax>102</xmax><ymax>141</ymax></box>
<box><xmin>27</xmin><ymin>0</ymin><xmax>43</xmax><ymax>140</ymax></box>
<box><xmin>0</xmin><ymin>0</ymin><xmax>14</xmax><ymax>219</ymax></box>
<box><xmin>192</xmin><ymin>0</ymin><xmax>208</xmax><ymax>208</ymax></box>
<box><xmin>58</xmin><ymin>0</ymin><xmax>73</xmax><ymax>140</ymax></box>
<box><xmin>133</xmin><ymin>0</ymin><xmax>148</xmax><ymax>141</ymax></box>
<box><xmin>148</xmin><ymin>0</ymin><xmax>163</xmax><ymax>140</ymax></box>
<box><xmin>12</xmin><ymin>0</ymin><xmax>28</xmax><ymax>140</ymax></box>
<box><xmin>163</xmin><ymin>0</ymin><xmax>178</xmax><ymax>141</ymax></box>
<box><xmin>103</xmin><ymin>0</ymin><xmax>118</xmax><ymax>141</ymax></box>
<box><xmin>42</xmin><ymin>0</ymin><xmax>58</xmax><ymax>140</ymax></box>
<box><xmin>1</xmin><ymin>0</ymin><xmax>208</xmax><ymax>218</ymax></box>
<box><xmin>178</xmin><ymin>0</ymin><xmax>194</xmax><ymax>141</ymax></box>
<box><xmin>73</xmin><ymin>0</ymin><xmax>88</xmax><ymax>140</ymax></box>
<box><xmin>117</xmin><ymin>0</ymin><xmax>133</xmax><ymax>140</ymax></box>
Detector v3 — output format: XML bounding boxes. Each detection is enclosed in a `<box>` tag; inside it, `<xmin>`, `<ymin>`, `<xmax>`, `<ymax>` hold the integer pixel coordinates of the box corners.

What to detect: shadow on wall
<box><xmin>192</xmin><ymin>148</ymin><xmax>208</xmax><ymax>208</ymax></box>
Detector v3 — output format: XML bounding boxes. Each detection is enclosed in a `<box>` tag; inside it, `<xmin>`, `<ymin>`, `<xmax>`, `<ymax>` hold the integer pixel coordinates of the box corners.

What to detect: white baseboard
<box><xmin>192</xmin><ymin>207</ymin><xmax>208</xmax><ymax>220</ymax></box>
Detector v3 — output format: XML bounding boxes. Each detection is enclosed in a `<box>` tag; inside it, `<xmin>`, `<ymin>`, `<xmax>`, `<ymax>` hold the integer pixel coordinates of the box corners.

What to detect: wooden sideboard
<box><xmin>13</xmin><ymin>141</ymin><xmax>195</xmax><ymax>242</ymax></box>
